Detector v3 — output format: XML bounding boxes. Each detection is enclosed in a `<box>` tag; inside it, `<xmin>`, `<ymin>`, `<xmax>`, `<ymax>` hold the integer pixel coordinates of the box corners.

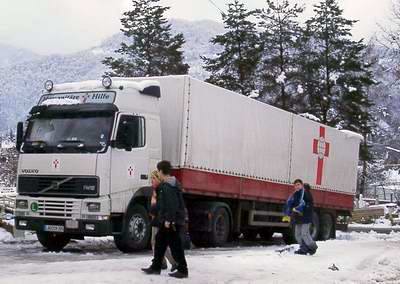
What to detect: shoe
<box><xmin>294</xmin><ymin>250</ymin><xmax>307</xmax><ymax>255</ymax></box>
<box><xmin>169</xmin><ymin>271</ymin><xmax>189</xmax><ymax>279</ymax></box>
<box><xmin>161</xmin><ymin>263</ymin><xmax>168</xmax><ymax>270</ymax></box>
<box><xmin>141</xmin><ymin>267</ymin><xmax>161</xmax><ymax>275</ymax></box>
<box><xmin>308</xmin><ymin>248</ymin><xmax>317</xmax><ymax>255</ymax></box>
<box><xmin>170</xmin><ymin>264</ymin><xmax>178</xmax><ymax>272</ymax></box>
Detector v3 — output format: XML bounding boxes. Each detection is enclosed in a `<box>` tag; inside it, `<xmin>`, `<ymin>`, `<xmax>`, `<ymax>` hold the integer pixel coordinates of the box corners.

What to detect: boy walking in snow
<box><xmin>288</xmin><ymin>179</ymin><xmax>318</xmax><ymax>255</ymax></box>
<box><xmin>142</xmin><ymin>160</ymin><xmax>189</xmax><ymax>278</ymax></box>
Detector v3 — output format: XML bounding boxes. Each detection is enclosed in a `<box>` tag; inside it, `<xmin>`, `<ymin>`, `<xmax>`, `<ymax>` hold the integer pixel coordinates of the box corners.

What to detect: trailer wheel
<box><xmin>319</xmin><ymin>213</ymin><xmax>334</xmax><ymax>241</ymax></box>
<box><xmin>114</xmin><ymin>204</ymin><xmax>151</xmax><ymax>253</ymax></box>
<box><xmin>310</xmin><ymin>212</ymin><xmax>320</xmax><ymax>241</ymax></box>
<box><xmin>37</xmin><ymin>231</ymin><xmax>70</xmax><ymax>252</ymax></box>
<box><xmin>209</xmin><ymin>207</ymin><xmax>230</xmax><ymax>246</ymax></box>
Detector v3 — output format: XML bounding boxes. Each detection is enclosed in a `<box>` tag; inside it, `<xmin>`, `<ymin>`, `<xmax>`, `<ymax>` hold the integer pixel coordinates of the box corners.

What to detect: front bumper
<box><xmin>15</xmin><ymin>216</ymin><xmax>113</xmax><ymax>236</ymax></box>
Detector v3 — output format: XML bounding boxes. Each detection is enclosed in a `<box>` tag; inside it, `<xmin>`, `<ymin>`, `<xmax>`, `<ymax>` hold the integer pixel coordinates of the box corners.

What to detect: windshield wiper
<box><xmin>57</xmin><ymin>140</ymin><xmax>86</xmax><ymax>149</ymax></box>
<box><xmin>23</xmin><ymin>140</ymin><xmax>48</xmax><ymax>152</ymax></box>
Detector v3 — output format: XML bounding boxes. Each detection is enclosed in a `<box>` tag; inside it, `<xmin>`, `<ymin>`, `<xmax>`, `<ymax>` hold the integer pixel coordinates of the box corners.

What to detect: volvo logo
<box><xmin>51</xmin><ymin>181</ymin><xmax>60</xmax><ymax>190</ymax></box>
<box><xmin>21</xmin><ymin>169</ymin><xmax>39</xmax><ymax>174</ymax></box>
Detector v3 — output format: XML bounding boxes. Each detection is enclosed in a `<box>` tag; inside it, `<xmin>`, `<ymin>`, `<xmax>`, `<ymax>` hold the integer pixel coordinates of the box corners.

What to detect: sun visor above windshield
<box><xmin>29</xmin><ymin>103</ymin><xmax>119</xmax><ymax>117</ymax></box>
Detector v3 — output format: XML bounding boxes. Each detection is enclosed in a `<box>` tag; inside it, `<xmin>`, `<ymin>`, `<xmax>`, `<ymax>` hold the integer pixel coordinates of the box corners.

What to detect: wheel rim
<box><xmin>128</xmin><ymin>214</ymin><xmax>146</xmax><ymax>242</ymax></box>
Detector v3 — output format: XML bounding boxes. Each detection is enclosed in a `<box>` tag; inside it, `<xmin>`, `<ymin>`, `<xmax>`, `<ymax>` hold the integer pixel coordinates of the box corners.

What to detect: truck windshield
<box><xmin>23</xmin><ymin>115</ymin><xmax>114</xmax><ymax>153</ymax></box>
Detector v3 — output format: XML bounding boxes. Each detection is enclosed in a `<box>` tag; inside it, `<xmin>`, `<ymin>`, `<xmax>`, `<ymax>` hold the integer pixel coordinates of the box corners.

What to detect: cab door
<box><xmin>110</xmin><ymin>113</ymin><xmax>149</xmax><ymax>212</ymax></box>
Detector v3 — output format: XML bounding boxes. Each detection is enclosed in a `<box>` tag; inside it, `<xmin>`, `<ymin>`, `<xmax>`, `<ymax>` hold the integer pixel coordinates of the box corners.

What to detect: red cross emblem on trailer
<box><xmin>127</xmin><ymin>166</ymin><xmax>135</xmax><ymax>178</ymax></box>
<box><xmin>313</xmin><ymin>126</ymin><xmax>330</xmax><ymax>185</ymax></box>
<box><xmin>52</xmin><ymin>159</ymin><xmax>61</xmax><ymax>171</ymax></box>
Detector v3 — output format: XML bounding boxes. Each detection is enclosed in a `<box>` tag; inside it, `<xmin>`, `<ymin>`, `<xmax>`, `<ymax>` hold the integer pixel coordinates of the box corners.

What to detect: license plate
<box><xmin>44</xmin><ymin>225</ymin><xmax>64</xmax><ymax>233</ymax></box>
<box><xmin>65</xmin><ymin>219</ymin><xmax>79</xmax><ymax>229</ymax></box>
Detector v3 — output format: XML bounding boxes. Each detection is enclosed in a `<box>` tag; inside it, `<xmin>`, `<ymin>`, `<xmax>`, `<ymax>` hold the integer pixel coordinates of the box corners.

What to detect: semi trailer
<box><xmin>14</xmin><ymin>75</ymin><xmax>362</xmax><ymax>251</ymax></box>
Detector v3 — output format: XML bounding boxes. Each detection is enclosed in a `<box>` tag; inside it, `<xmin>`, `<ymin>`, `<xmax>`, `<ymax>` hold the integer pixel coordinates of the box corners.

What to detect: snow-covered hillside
<box><xmin>0</xmin><ymin>19</ymin><xmax>223</xmax><ymax>134</ymax></box>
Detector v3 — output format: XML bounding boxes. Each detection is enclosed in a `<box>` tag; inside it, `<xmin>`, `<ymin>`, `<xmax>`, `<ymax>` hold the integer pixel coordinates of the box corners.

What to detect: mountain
<box><xmin>0</xmin><ymin>43</ymin><xmax>41</xmax><ymax>67</ymax></box>
<box><xmin>0</xmin><ymin>19</ymin><xmax>224</xmax><ymax>134</ymax></box>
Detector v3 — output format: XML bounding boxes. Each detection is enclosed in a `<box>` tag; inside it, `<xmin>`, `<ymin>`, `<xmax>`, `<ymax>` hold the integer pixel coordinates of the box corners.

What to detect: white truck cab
<box><xmin>15</xmin><ymin>77</ymin><xmax>162</xmax><ymax>252</ymax></box>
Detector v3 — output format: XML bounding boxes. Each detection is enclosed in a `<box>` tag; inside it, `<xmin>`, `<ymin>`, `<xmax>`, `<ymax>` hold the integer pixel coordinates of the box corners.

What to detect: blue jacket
<box><xmin>285</xmin><ymin>189</ymin><xmax>314</xmax><ymax>224</ymax></box>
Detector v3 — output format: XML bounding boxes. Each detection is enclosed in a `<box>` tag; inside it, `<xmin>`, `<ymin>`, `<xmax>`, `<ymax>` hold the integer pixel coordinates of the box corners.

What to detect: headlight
<box><xmin>87</xmin><ymin>202</ymin><xmax>101</xmax><ymax>212</ymax></box>
<box><xmin>16</xmin><ymin>200</ymin><xmax>28</xmax><ymax>209</ymax></box>
<box><xmin>44</xmin><ymin>80</ymin><xmax>54</xmax><ymax>92</ymax></box>
<box><xmin>102</xmin><ymin>76</ymin><xmax>112</xmax><ymax>89</ymax></box>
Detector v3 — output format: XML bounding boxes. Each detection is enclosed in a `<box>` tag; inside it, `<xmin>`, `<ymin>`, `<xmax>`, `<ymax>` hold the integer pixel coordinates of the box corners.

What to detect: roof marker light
<box><xmin>44</xmin><ymin>80</ymin><xmax>54</xmax><ymax>92</ymax></box>
<box><xmin>102</xmin><ymin>76</ymin><xmax>112</xmax><ymax>89</ymax></box>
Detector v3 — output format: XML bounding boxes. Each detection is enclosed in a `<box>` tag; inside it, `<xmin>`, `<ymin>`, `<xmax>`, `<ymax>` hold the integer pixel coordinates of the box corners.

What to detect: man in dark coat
<box><xmin>142</xmin><ymin>160</ymin><xmax>188</xmax><ymax>278</ymax></box>
<box><xmin>290</xmin><ymin>180</ymin><xmax>318</xmax><ymax>255</ymax></box>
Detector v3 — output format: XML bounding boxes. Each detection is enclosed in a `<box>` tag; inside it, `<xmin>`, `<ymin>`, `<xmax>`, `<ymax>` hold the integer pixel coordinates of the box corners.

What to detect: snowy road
<box><xmin>0</xmin><ymin>230</ymin><xmax>399</xmax><ymax>284</ymax></box>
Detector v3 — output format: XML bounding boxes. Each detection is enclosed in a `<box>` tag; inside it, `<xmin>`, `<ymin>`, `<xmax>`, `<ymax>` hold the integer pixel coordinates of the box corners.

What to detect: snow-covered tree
<box><xmin>299</xmin><ymin>0</ymin><xmax>374</xmax><ymax>127</ymax></box>
<box><xmin>202</xmin><ymin>0</ymin><xmax>260</xmax><ymax>96</ymax></box>
<box><xmin>256</xmin><ymin>0</ymin><xmax>304</xmax><ymax>111</ymax></box>
<box><xmin>103</xmin><ymin>0</ymin><xmax>189</xmax><ymax>77</ymax></box>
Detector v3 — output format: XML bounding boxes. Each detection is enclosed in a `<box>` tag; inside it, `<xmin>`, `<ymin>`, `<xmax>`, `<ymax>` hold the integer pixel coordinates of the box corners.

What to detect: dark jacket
<box><xmin>155</xmin><ymin>176</ymin><xmax>186</xmax><ymax>226</ymax></box>
<box><xmin>291</xmin><ymin>188</ymin><xmax>314</xmax><ymax>224</ymax></box>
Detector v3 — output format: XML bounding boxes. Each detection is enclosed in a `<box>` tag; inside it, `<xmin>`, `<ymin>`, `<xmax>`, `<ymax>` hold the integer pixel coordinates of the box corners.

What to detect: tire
<box><xmin>242</xmin><ymin>230</ymin><xmax>258</xmax><ymax>241</ymax></box>
<box><xmin>190</xmin><ymin>207</ymin><xmax>231</xmax><ymax>247</ymax></box>
<box><xmin>310</xmin><ymin>212</ymin><xmax>320</xmax><ymax>241</ymax></box>
<box><xmin>209</xmin><ymin>207</ymin><xmax>231</xmax><ymax>246</ymax></box>
<box><xmin>114</xmin><ymin>204</ymin><xmax>151</xmax><ymax>253</ymax></box>
<box><xmin>36</xmin><ymin>231</ymin><xmax>71</xmax><ymax>252</ymax></box>
<box><xmin>319</xmin><ymin>213</ymin><xmax>334</xmax><ymax>241</ymax></box>
<box><xmin>260</xmin><ymin>228</ymin><xmax>274</xmax><ymax>241</ymax></box>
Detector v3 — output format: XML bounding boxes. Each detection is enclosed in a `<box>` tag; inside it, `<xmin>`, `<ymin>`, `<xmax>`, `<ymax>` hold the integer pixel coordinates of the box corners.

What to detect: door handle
<box><xmin>140</xmin><ymin>174</ymin><xmax>148</xmax><ymax>180</ymax></box>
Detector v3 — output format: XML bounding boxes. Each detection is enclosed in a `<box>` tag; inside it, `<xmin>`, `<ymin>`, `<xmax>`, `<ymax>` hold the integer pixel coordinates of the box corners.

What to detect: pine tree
<box><xmin>297</xmin><ymin>0</ymin><xmax>375</xmax><ymax>127</ymax></box>
<box><xmin>202</xmin><ymin>0</ymin><xmax>260</xmax><ymax>96</ymax></box>
<box><xmin>299</xmin><ymin>0</ymin><xmax>375</xmax><ymax>194</ymax></box>
<box><xmin>256</xmin><ymin>0</ymin><xmax>304</xmax><ymax>111</ymax></box>
<box><xmin>103</xmin><ymin>0</ymin><xmax>189</xmax><ymax>77</ymax></box>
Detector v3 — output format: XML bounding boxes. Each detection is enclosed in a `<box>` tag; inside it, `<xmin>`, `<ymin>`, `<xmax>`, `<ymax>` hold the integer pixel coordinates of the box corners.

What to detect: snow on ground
<box><xmin>0</xmin><ymin>229</ymin><xmax>399</xmax><ymax>283</ymax></box>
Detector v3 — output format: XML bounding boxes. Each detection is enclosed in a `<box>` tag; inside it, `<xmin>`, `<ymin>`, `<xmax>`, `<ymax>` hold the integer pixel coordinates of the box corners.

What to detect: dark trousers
<box><xmin>152</xmin><ymin>225</ymin><xmax>188</xmax><ymax>273</ymax></box>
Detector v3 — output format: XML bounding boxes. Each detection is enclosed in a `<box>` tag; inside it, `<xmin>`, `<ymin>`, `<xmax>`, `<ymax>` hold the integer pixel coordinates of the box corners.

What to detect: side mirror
<box><xmin>16</xmin><ymin>122</ymin><xmax>24</xmax><ymax>151</ymax></box>
<box><xmin>115</xmin><ymin>120</ymin><xmax>135</xmax><ymax>151</ymax></box>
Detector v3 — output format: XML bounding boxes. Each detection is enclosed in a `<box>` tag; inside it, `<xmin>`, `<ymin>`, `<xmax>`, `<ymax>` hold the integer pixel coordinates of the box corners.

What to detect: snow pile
<box><xmin>329</xmin><ymin>72</ymin><xmax>340</xmax><ymax>84</ymax></box>
<box><xmin>248</xmin><ymin>90</ymin><xmax>260</xmax><ymax>99</ymax></box>
<box><xmin>299</xmin><ymin>113</ymin><xmax>321</xmax><ymax>122</ymax></box>
<box><xmin>337</xmin><ymin>230</ymin><xmax>400</xmax><ymax>241</ymax></box>
<box><xmin>348</xmin><ymin>86</ymin><xmax>357</xmax><ymax>92</ymax></box>
<box><xmin>0</xmin><ymin>228</ymin><xmax>15</xmax><ymax>242</ymax></box>
<box><xmin>135</xmin><ymin>80</ymin><xmax>160</xmax><ymax>91</ymax></box>
<box><xmin>275</xmin><ymin>72</ymin><xmax>286</xmax><ymax>84</ymax></box>
<box><xmin>297</xmin><ymin>84</ymin><xmax>304</xmax><ymax>94</ymax></box>
<box><xmin>41</xmin><ymin>98</ymin><xmax>80</xmax><ymax>106</ymax></box>
<box><xmin>384</xmin><ymin>168</ymin><xmax>400</xmax><ymax>183</ymax></box>
<box><xmin>1</xmin><ymin>140</ymin><xmax>15</xmax><ymax>149</ymax></box>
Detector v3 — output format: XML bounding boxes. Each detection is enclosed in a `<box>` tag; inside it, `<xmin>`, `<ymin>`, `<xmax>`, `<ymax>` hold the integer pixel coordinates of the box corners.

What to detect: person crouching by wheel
<box><xmin>142</xmin><ymin>161</ymin><xmax>189</xmax><ymax>278</ymax></box>
<box><xmin>149</xmin><ymin>170</ymin><xmax>178</xmax><ymax>272</ymax></box>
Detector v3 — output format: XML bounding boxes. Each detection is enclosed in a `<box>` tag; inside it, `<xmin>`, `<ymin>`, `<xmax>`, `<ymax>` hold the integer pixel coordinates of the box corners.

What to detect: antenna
<box><xmin>207</xmin><ymin>0</ymin><xmax>225</xmax><ymax>16</ymax></box>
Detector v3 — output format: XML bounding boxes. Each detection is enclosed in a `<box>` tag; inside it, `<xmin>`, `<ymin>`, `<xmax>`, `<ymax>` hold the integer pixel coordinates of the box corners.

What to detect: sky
<box><xmin>0</xmin><ymin>0</ymin><xmax>394</xmax><ymax>55</ymax></box>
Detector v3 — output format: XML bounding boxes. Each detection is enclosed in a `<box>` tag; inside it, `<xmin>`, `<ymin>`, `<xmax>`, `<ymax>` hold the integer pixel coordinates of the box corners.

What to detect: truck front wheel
<box><xmin>114</xmin><ymin>204</ymin><xmax>151</xmax><ymax>253</ymax></box>
<box><xmin>36</xmin><ymin>231</ymin><xmax>71</xmax><ymax>252</ymax></box>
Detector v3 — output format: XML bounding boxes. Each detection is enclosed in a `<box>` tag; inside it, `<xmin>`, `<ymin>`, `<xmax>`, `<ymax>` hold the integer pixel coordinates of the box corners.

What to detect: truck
<box><xmin>14</xmin><ymin>75</ymin><xmax>362</xmax><ymax>252</ymax></box>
